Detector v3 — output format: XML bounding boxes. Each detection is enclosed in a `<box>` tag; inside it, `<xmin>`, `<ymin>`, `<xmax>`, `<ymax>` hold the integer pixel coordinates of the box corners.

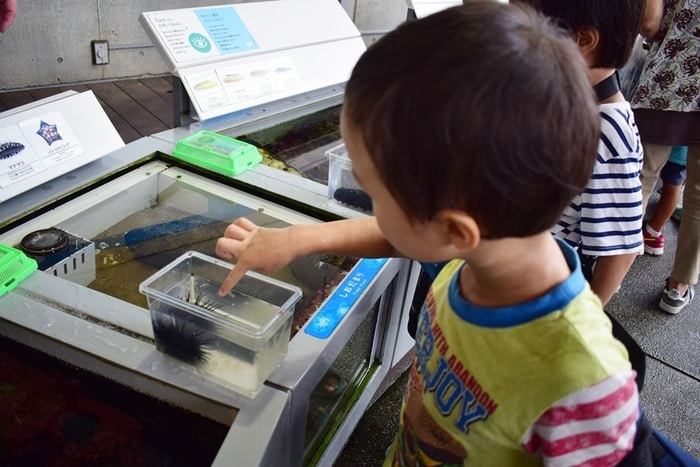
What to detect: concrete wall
<box><xmin>0</xmin><ymin>0</ymin><xmax>407</xmax><ymax>91</ymax></box>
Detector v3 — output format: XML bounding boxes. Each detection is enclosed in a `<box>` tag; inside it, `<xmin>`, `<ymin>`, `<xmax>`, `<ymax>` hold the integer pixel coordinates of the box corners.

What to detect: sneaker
<box><xmin>643</xmin><ymin>231</ymin><xmax>665</xmax><ymax>255</ymax></box>
<box><xmin>659</xmin><ymin>284</ymin><xmax>695</xmax><ymax>314</ymax></box>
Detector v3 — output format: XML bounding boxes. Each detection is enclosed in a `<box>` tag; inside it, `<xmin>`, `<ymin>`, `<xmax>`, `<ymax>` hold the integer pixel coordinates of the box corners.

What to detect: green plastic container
<box><xmin>173</xmin><ymin>130</ymin><xmax>262</xmax><ymax>176</ymax></box>
<box><xmin>0</xmin><ymin>244</ymin><xmax>38</xmax><ymax>298</ymax></box>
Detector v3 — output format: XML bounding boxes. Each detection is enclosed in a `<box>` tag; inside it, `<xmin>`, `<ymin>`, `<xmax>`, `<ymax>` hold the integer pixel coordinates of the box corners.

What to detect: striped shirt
<box><xmin>553</xmin><ymin>102</ymin><xmax>644</xmax><ymax>256</ymax></box>
<box><xmin>522</xmin><ymin>372</ymin><xmax>639</xmax><ymax>466</ymax></box>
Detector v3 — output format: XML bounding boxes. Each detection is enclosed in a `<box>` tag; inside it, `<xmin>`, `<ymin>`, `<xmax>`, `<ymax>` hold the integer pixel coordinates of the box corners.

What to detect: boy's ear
<box><xmin>439</xmin><ymin>210</ymin><xmax>481</xmax><ymax>251</ymax></box>
<box><xmin>574</xmin><ymin>27</ymin><xmax>600</xmax><ymax>58</ymax></box>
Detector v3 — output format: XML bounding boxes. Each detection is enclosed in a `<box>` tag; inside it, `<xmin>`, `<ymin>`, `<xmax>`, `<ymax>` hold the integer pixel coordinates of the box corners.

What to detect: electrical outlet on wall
<box><xmin>91</xmin><ymin>40</ymin><xmax>109</xmax><ymax>65</ymax></box>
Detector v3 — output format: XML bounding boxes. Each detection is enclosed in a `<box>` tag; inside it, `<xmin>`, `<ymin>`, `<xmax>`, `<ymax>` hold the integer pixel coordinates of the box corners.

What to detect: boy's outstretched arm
<box><xmin>216</xmin><ymin>216</ymin><xmax>397</xmax><ymax>295</ymax></box>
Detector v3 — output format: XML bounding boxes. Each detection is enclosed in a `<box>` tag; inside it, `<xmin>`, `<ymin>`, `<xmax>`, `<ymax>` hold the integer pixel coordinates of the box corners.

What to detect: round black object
<box><xmin>20</xmin><ymin>228</ymin><xmax>70</xmax><ymax>255</ymax></box>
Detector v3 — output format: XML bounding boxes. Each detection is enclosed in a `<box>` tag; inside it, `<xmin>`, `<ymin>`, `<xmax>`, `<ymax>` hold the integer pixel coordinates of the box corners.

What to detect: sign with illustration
<box><xmin>182</xmin><ymin>57</ymin><xmax>302</xmax><ymax>114</ymax></box>
<box><xmin>143</xmin><ymin>7</ymin><xmax>258</xmax><ymax>63</ymax></box>
<box><xmin>0</xmin><ymin>112</ymin><xmax>85</xmax><ymax>189</ymax></box>
<box><xmin>140</xmin><ymin>0</ymin><xmax>366</xmax><ymax>121</ymax></box>
<box><xmin>0</xmin><ymin>91</ymin><xmax>124</xmax><ymax>203</ymax></box>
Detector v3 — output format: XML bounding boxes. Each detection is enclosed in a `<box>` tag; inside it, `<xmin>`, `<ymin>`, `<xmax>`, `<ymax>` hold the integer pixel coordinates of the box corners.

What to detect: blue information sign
<box><xmin>195</xmin><ymin>7</ymin><xmax>259</xmax><ymax>55</ymax></box>
<box><xmin>305</xmin><ymin>258</ymin><xmax>388</xmax><ymax>339</ymax></box>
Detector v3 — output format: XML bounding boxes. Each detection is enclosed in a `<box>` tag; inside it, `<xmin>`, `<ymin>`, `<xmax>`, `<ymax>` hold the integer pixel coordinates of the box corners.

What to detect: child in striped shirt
<box><xmin>516</xmin><ymin>0</ymin><xmax>646</xmax><ymax>307</ymax></box>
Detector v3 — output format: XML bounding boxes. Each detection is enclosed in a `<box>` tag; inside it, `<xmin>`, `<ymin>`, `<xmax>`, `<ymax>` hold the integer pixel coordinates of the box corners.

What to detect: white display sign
<box><xmin>0</xmin><ymin>91</ymin><xmax>124</xmax><ymax>202</ymax></box>
<box><xmin>0</xmin><ymin>111</ymin><xmax>85</xmax><ymax>187</ymax></box>
<box><xmin>141</xmin><ymin>0</ymin><xmax>366</xmax><ymax>122</ymax></box>
<box><xmin>406</xmin><ymin>1</ymin><xmax>462</xmax><ymax>18</ymax></box>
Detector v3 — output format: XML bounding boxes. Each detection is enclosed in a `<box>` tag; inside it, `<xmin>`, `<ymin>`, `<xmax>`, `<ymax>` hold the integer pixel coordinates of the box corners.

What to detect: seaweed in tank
<box><xmin>237</xmin><ymin>106</ymin><xmax>341</xmax><ymax>163</ymax></box>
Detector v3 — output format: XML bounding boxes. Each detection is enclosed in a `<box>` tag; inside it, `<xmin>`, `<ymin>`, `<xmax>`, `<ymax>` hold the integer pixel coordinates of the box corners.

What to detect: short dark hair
<box><xmin>343</xmin><ymin>2</ymin><xmax>599</xmax><ymax>239</ymax></box>
<box><xmin>515</xmin><ymin>0</ymin><xmax>645</xmax><ymax>69</ymax></box>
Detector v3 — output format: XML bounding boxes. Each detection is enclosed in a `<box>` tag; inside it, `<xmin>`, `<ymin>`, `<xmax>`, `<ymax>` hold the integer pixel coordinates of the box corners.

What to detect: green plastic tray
<box><xmin>173</xmin><ymin>130</ymin><xmax>262</xmax><ymax>176</ymax></box>
<box><xmin>0</xmin><ymin>244</ymin><xmax>38</xmax><ymax>298</ymax></box>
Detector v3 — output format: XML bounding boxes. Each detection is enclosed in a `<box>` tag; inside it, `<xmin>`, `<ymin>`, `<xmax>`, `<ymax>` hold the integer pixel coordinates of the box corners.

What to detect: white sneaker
<box><xmin>659</xmin><ymin>284</ymin><xmax>695</xmax><ymax>314</ymax></box>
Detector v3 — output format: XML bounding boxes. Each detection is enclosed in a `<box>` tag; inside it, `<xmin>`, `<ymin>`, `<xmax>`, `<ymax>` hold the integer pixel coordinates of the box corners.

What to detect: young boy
<box><xmin>216</xmin><ymin>3</ymin><xmax>639</xmax><ymax>465</ymax></box>
<box><xmin>514</xmin><ymin>0</ymin><xmax>646</xmax><ymax>307</ymax></box>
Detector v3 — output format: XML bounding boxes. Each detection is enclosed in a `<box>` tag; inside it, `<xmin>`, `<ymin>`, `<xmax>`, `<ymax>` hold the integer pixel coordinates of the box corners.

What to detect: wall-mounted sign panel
<box><xmin>405</xmin><ymin>1</ymin><xmax>508</xmax><ymax>19</ymax></box>
<box><xmin>141</xmin><ymin>0</ymin><xmax>366</xmax><ymax>122</ymax></box>
<box><xmin>0</xmin><ymin>91</ymin><xmax>124</xmax><ymax>203</ymax></box>
<box><xmin>405</xmin><ymin>0</ymin><xmax>461</xmax><ymax>18</ymax></box>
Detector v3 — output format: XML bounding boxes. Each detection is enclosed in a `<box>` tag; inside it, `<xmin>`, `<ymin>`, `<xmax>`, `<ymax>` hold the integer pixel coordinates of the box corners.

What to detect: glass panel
<box><xmin>235</xmin><ymin>105</ymin><xmax>342</xmax><ymax>184</ymax></box>
<box><xmin>303</xmin><ymin>296</ymin><xmax>382</xmax><ymax>462</ymax></box>
<box><xmin>86</xmin><ymin>185</ymin><xmax>289</xmax><ymax>309</ymax></box>
<box><xmin>22</xmin><ymin>171</ymin><xmax>358</xmax><ymax>336</ymax></box>
<box><xmin>4</xmin><ymin>159</ymin><xmax>386</xmax><ymax>464</ymax></box>
<box><xmin>0</xmin><ymin>337</ymin><xmax>229</xmax><ymax>466</ymax></box>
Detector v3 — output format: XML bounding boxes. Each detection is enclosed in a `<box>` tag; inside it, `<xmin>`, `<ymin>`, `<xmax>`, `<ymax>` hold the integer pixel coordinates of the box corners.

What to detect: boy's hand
<box><xmin>215</xmin><ymin>217</ymin><xmax>295</xmax><ymax>296</ymax></box>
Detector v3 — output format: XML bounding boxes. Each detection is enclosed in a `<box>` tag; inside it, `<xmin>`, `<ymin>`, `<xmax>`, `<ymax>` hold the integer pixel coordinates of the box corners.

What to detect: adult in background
<box><xmin>0</xmin><ymin>0</ymin><xmax>17</xmax><ymax>33</ymax></box>
<box><xmin>631</xmin><ymin>0</ymin><xmax>700</xmax><ymax>314</ymax></box>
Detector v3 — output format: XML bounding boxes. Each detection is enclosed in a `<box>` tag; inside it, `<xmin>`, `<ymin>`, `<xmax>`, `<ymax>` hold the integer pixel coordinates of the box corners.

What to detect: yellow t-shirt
<box><xmin>385</xmin><ymin>243</ymin><xmax>632</xmax><ymax>466</ymax></box>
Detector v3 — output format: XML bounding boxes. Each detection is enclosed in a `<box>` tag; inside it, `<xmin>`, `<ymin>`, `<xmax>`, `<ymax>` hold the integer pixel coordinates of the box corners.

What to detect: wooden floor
<box><xmin>0</xmin><ymin>76</ymin><xmax>175</xmax><ymax>144</ymax></box>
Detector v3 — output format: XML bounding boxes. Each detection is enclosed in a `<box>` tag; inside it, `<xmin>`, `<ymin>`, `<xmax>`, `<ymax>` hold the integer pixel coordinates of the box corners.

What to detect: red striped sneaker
<box><xmin>643</xmin><ymin>231</ymin><xmax>665</xmax><ymax>255</ymax></box>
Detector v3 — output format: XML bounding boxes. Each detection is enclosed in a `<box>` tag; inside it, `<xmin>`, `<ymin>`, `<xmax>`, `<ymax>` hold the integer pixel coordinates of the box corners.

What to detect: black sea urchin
<box><xmin>152</xmin><ymin>314</ymin><xmax>214</xmax><ymax>365</ymax></box>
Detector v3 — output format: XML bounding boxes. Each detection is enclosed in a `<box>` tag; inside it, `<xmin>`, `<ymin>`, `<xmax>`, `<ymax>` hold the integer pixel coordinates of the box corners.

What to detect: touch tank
<box><xmin>0</xmin><ymin>0</ymin><xmax>416</xmax><ymax>462</ymax></box>
<box><xmin>0</xmin><ymin>135</ymin><xmax>411</xmax><ymax>465</ymax></box>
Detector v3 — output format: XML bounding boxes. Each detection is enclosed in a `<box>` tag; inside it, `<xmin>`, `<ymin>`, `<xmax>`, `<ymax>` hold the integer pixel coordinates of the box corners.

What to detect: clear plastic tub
<box><xmin>139</xmin><ymin>251</ymin><xmax>302</xmax><ymax>398</ymax></box>
<box><xmin>325</xmin><ymin>143</ymin><xmax>372</xmax><ymax>212</ymax></box>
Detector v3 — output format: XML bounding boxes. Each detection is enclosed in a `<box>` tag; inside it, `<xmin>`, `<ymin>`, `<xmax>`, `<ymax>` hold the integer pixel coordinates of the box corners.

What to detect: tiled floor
<box><xmin>603</xmin><ymin>210</ymin><xmax>700</xmax><ymax>459</ymax></box>
<box><xmin>2</xmin><ymin>79</ymin><xmax>698</xmax><ymax>465</ymax></box>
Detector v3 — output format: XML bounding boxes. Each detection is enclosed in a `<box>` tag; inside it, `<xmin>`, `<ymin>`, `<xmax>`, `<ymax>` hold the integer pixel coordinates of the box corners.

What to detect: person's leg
<box><xmin>660</xmin><ymin>146</ymin><xmax>700</xmax><ymax>314</ymax></box>
<box><xmin>644</xmin><ymin>162</ymin><xmax>686</xmax><ymax>255</ymax></box>
<box><xmin>647</xmin><ymin>184</ymin><xmax>683</xmax><ymax>231</ymax></box>
<box><xmin>671</xmin><ymin>145</ymin><xmax>700</xmax><ymax>285</ymax></box>
<box><xmin>641</xmin><ymin>143</ymin><xmax>673</xmax><ymax>213</ymax></box>
<box><xmin>672</xmin><ymin>183</ymin><xmax>685</xmax><ymax>222</ymax></box>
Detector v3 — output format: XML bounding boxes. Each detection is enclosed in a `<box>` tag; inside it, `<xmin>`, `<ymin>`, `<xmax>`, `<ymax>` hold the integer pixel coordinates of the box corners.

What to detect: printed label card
<box><xmin>0</xmin><ymin>111</ymin><xmax>85</xmax><ymax>188</ymax></box>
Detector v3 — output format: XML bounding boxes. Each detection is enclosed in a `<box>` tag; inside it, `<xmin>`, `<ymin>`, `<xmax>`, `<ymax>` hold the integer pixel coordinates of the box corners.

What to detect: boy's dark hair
<box><xmin>514</xmin><ymin>0</ymin><xmax>645</xmax><ymax>69</ymax></box>
<box><xmin>343</xmin><ymin>2</ymin><xmax>599</xmax><ymax>239</ymax></box>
